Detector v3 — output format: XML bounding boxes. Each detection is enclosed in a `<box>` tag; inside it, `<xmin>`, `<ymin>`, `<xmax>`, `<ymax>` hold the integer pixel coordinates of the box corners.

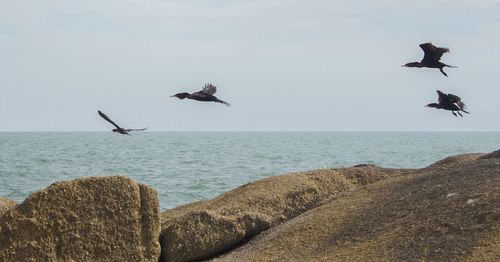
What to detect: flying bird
<box><xmin>171</xmin><ymin>83</ymin><xmax>230</xmax><ymax>106</ymax></box>
<box><xmin>426</xmin><ymin>90</ymin><xmax>470</xmax><ymax>117</ymax></box>
<box><xmin>402</xmin><ymin>43</ymin><xmax>457</xmax><ymax>77</ymax></box>
<box><xmin>98</xmin><ymin>110</ymin><xmax>148</xmax><ymax>135</ymax></box>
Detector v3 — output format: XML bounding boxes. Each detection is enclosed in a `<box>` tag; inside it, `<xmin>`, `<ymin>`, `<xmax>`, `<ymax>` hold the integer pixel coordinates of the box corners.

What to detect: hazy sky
<box><xmin>1</xmin><ymin>0</ymin><xmax>499</xmax><ymax>131</ymax></box>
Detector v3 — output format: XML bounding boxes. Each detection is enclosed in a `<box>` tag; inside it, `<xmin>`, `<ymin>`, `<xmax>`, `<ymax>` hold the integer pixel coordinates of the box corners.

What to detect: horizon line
<box><xmin>1</xmin><ymin>130</ymin><xmax>499</xmax><ymax>133</ymax></box>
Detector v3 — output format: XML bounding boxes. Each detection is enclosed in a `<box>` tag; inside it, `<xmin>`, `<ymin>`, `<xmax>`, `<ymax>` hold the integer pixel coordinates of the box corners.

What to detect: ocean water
<box><xmin>0</xmin><ymin>132</ymin><xmax>498</xmax><ymax>210</ymax></box>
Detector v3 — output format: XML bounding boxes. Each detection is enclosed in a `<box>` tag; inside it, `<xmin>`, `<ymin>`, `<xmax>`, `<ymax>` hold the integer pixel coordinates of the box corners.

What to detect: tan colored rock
<box><xmin>0</xmin><ymin>176</ymin><xmax>161</xmax><ymax>262</ymax></box>
<box><xmin>0</xmin><ymin>196</ymin><xmax>16</xmax><ymax>217</ymax></box>
<box><xmin>160</xmin><ymin>165</ymin><xmax>410</xmax><ymax>262</ymax></box>
<box><xmin>426</xmin><ymin>153</ymin><xmax>484</xmax><ymax>169</ymax></box>
<box><xmin>479</xmin><ymin>149</ymin><xmax>500</xmax><ymax>159</ymax></box>
<box><xmin>212</xmin><ymin>153</ymin><xmax>500</xmax><ymax>261</ymax></box>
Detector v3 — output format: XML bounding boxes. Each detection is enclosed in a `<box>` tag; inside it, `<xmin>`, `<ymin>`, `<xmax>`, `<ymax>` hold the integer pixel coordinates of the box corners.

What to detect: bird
<box><xmin>426</xmin><ymin>90</ymin><xmax>470</xmax><ymax>117</ymax></box>
<box><xmin>98</xmin><ymin>110</ymin><xmax>148</xmax><ymax>135</ymax></box>
<box><xmin>402</xmin><ymin>43</ymin><xmax>457</xmax><ymax>77</ymax></box>
<box><xmin>171</xmin><ymin>83</ymin><xmax>230</xmax><ymax>106</ymax></box>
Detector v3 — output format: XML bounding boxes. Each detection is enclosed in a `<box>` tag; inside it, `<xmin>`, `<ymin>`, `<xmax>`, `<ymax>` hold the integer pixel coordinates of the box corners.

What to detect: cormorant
<box><xmin>98</xmin><ymin>110</ymin><xmax>148</xmax><ymax>135</ymax></box>
<box><xmin>402</xmin><ymin>43</ymin><xmax>457</xmax><ymax>77</ymax></box>
<box><xmin>171</xmin><ymin>83</ymin><xmax>230</xmax><ymax>106</ymax></box>
<box><xmin>426</xmin><ymin>90</ymin><xmax>470</xmax><ymax>117</ymax></box>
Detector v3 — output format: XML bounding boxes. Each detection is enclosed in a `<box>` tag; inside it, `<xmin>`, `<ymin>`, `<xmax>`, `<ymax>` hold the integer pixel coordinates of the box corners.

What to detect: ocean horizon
<box><xmin>1</xmin><ymin>131</ymin><xmax>499</xmax><ymax>210</ymax></box>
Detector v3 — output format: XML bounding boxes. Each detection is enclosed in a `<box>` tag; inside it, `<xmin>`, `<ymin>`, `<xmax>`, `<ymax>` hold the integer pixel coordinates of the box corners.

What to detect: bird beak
<box><xmin>170</xmin><ymin>95</ymin><xmax>175</xmax><ymax>97</ymax></box>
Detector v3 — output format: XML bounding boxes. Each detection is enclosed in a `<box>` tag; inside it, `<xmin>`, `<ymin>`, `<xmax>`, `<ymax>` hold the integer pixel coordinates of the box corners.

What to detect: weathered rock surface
<box><xmin>212</xmin><ymin>152</ymin><xmax>500</xmax><ymax>261</ymax></box>
<box><xmin>159</xmin><ymin>165</ymin><xmax>411</xmax><ymax>262</ymax></box>
<box><xmin>0</xmin><ymin>196</ymin><xmax>16</xmax><ymax>217</ymax></box>
<box><xmin>0</xmin><ymin>176</ymin><xmax>161</xmax><ymax>262</ymax></box>
<box><xmin>479</xmin><ymin>149</ymin><xmax>500</xmax><ymax>160</ymax></box>
<box><xmin>426</xmin><ymin>153</ymin><xmax>484</xmax><ymax>169</ymax></box>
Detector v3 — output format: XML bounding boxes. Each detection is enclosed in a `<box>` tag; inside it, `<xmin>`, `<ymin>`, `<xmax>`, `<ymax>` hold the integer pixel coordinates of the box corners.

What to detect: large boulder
<box><xmin>160</xmin><ymin>165</ymin><xmax>409</xmax><ymax>262</ymax></box>
<box><xmin>0</xmin><ymin>196</ymin><xmax>16</xmax><ymax>217</ymax></box>
<box><xmin>0</xmin><ymin>176</ymin><xmax>161</xmax><ymax>262</ymax></box>
<box><xmin>212</xmin><ymin>153</ymin><xmax>500</xmax><ymax>261</ymax></box>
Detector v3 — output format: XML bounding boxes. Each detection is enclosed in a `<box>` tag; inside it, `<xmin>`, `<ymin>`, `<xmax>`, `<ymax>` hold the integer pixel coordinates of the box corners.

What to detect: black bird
<box><xmin>426</xmin><ymin>90</ymin><xmax>470</xmax><ymax>117</ymax></box>
<box><xmin>402</xmin><ymin>43</ymin><xmax>457</xmax><ymax>77</ymax></box>
<box><xmin>98</xmin><ymin>110</ymin><xmax>148</xmax><ymax>135</ymax></box>
<box><xmin>171</xmin><ymin>83</ymin><xmax>230</xmax><ymax>106</ymax></box>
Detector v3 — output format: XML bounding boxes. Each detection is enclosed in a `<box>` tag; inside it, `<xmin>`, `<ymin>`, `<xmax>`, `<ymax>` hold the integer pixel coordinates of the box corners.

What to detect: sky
<box><xmin>1</xmin><ymin>0</ymin><xmax>499</xmax><ymax>131</ymax></box>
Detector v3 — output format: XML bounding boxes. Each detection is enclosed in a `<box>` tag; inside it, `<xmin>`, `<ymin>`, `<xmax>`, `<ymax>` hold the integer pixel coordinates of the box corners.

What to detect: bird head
<box><xmin>171</xmin><ymin>93</ymin><xmax>190</xmax><ymax>99</ymax></box>
<box><xmin>402</xmin><ymin>62</ymin><xmax>421</xmax><ymax>68</ymax></box>
<box><xmin>425</xmin><ymin>103</ymin><xmax>440</xmax><ymax>109</ymax></box>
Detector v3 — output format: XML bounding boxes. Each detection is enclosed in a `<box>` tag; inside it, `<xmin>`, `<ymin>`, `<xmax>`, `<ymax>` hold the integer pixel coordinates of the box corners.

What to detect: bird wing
<box><xmin>436</xmin><ymin>90</ymin><xmax>448</xmax><ymax>104</ymax></box>
<box><xmin>125</xmin><ymin>127</ymin><xmax>148</xmax><ymax>132</ymax></box>
<box><xmin>447</xmin><ymin>93</ymin><xmax>465</xmax><ymax>109</ymax></box>
<box><xmin>200</xmin><ymin>83</ymin><xmax>217</xmax><ymax>95</ymax></box>
<box><xmin>420</xmin><ymin>43</ymin><xmax>449</xmax><ymax>62</ymax></box>
<box><xmin>98</xmin><ymin>110</ymin><xmax>121</xmax><ymax>129</ymax></box>
<box><xmin>433</xmin><ymin>47</ymin><xmax>450</xmax><ymax>61</ymax></box>
<box><xmin>447</xmin><ymin>93</ymin><xmax>462</xmax><ymax>103</ymax></box>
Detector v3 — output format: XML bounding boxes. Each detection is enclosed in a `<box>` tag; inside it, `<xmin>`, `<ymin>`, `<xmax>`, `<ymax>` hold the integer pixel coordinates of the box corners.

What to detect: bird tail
<box><xmin>216</xmin><ymin>99</ymin><xmax>230</xmax><ymax>106</ymax></box>
<box><xmin>445</xmin><ymin>64</ymin><xmax>458</xmax><ymax>68</ymax></box>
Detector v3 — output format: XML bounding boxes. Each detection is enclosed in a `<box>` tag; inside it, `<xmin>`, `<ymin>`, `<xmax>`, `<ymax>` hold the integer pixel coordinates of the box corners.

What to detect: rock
<box><xmin>159</xmin><ymin>165</ymin><xmax>409</xmax><ymax>262</ymax></box>
<box><xmin>353</xmin><ymin>164</ymin><xmax>375</xmax><ymax>167</ymax></box>
<box><xmin>479</xmin><ymin>149</ymin><xmax>500</xmax><ymax>159</ymax></box>
<box><xmin>160</xmin><ymin>211</ymin><xmax>272</xmax><ymax>262</ymax></box>
<box><xmin>426</xmin><ymin>153</ymin><xmax>484</xmax><ymax>169</ymax></box>
<box><xmin>0</xmin><ymin>196</ymin><xmax>16</xmax><ymax>217</ymax></box>
<box><xmin>211</xmin><ymin>152</ymin><xmax>500</xmax><ymax>261</ymax></box>
<box><xmin>446</xmin><ymin>192</ymin><xmax>458</xmax><ymax>198</ymax></box>
<box><xmin>0</xmin><ymin>176</ymin><xmax>161</xmax><ymax>262</ymax></box>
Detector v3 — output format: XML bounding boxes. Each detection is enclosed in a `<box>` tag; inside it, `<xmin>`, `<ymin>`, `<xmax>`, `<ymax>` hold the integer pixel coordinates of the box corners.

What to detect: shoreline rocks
<box><xmin>0</xmin><ymin>176</ymin><xmax>160</xmax><ymax>262</ymax></box>
<box><xmin>212</xmin><ymin>153</ymin><xmax>500</xmax><ymax>261</ymax></box>
<box><xmin>0</xmin><ymin>196</ymin><xmax>16</xmax><ymax>217</ymax></box>
<box><xmin>158</xmin><ymin>165</ymin><xmax>411</xmax><ymax>262</ymax></box>
<box><xmin>1</xmin><ymin>150</ymin><xmax>498</xmax><ymax>261</ymax></box>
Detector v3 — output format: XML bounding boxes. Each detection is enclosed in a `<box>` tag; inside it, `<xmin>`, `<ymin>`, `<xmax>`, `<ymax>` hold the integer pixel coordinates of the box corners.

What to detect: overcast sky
<box><xmin>1</xmin><ymin>0</ymin><xmax>499</xmax><ymax>131</ymax></box>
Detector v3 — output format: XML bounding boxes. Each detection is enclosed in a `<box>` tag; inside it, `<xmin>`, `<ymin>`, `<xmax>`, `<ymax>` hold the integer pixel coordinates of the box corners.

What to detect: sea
<box><xmin>0</xmin><ymin>132</ymin><xmax>498</xmax><ymax>210</ymax></box>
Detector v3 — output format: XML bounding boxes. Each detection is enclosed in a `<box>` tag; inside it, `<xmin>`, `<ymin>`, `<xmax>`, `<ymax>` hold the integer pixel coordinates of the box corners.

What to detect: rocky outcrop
<box><xmin>479</xmin><ymin>149</ymin><xmax>500</xmax><ymax>159</ymax></box>
<box><xmin>1</xmin><ymin>151</ymin><xmax>497</xmax><ymax>261</ymax></box>
<box><xmin>212</xmin><ymin>152</ymin><xmax>500</xmax><ymax>261</ymax></box>
<box><xmin>159</xmin><ymin>165</ymin><xmax>410</xmax><ymax>262</ymax></box>
<box><xmin>425</xmin><ymin>153</ymin><xmax>484</xmax><ymax>169</ymax></box>
<box><xmin>0</xmin><ymin>176</ymin><xmax>161</xmax><ymax>262</ymax></box>
<box><xmin>0</xmin><ymin>196</ymin><xmax>16</xmax><ymax>217</ymax></box>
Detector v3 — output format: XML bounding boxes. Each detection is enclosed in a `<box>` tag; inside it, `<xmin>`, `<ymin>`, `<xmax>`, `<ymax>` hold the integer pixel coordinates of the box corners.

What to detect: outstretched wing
<box><xmin>447</xmin><ymin>93</ymin><xmax>462</xmax><ymax>103</ymax></box>
<box><xmin>420</xmin><ymin>43</ymin><xmax>449</xmax><ymax>62</ymax></box>
<box><xmin>98</xmin><ymin>110</ymin><xmax>121</xmax><ymax>129</ymax></box>
<box><xmin>447</xmin><ymin>93</ymin><xmax>465</xmax><ymax>109</ymax></box>
<box><xmin>436</xmin><ymin>90</ymin><xmax>448</xmax><ymax>104</ymax></box>
<box><xmin>200</xmin><ymin>83</ymin><xmax>217</xmax><ymax>95</ymax></box>
<box><xmin>125</xmin><ymin>127</ymin><xmax>148</xmax><ymax>132</ymax></box>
